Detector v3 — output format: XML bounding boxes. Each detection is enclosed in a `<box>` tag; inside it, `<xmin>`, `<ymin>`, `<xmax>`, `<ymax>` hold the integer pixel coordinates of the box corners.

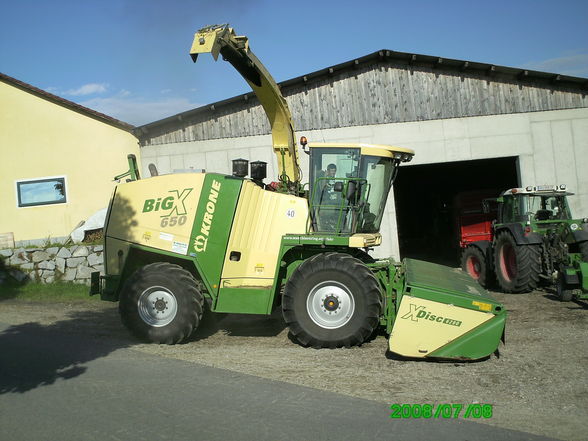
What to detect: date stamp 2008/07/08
<box><xmin>390</xmin><ymin>403</ymin><xmax>493</xmax><ymax>419</ymax></box>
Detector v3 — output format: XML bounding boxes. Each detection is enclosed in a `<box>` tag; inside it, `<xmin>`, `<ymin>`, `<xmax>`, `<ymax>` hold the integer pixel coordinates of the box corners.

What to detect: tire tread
<box><xmin>119</xmin><ymin>262</ymin><xmax>203</xmax><ymax>344</ymax></box>
<box><xmin>494</xmin><ymin>231</ymin><xmax>541</xmax><ymax>293</ymax></box>
<box><xmin>282</xmin><ymin>253</ymin><xmax>381</xmax><ymax>348</ymax></box>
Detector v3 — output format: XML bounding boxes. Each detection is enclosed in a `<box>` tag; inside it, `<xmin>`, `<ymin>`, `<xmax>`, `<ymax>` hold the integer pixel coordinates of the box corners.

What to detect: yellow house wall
<box><xmin>0</xmin><ymin>81</ymin><xmax>141</xmax><ymax>244</ymax></box>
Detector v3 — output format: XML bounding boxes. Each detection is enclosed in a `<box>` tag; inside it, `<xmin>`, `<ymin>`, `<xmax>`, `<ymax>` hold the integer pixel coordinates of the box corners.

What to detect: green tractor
<box><xmin>558</xmin><ymin>257</ymin><xmax>588</xmax><ymax>302</ymax></box>
<box><xmin>460</xmin><ymin>185</ymin><xmax>588</xmax><ymax>299</ymax></box>
<box><xmin>91</xmin><ymin>25</ymin><xmax>506</xmax><ymax>360</ymax></box>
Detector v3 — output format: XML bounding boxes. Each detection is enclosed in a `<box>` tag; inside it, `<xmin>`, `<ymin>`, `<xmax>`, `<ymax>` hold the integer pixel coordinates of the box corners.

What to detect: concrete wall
<box><xmin>0</xmin><ymin>81</ymin><xmax>141</xmax><ymax>245</ymax></box>
<box><xmin>140</xmin><ymin>108</ymin><xmax>588</xmax><ymax>260</ymax></box>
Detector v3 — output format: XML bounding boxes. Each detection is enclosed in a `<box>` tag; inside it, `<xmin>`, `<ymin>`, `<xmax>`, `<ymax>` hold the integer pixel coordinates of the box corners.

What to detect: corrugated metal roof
<box><xmin>0</xmin><ymin>72</ymin><xmax>134</xmax><ymax>132</ymax></box>
<box><xmin>135</xmin><ymin>48</ymin><xmax>588</xmax><ymax>134</ymax></box>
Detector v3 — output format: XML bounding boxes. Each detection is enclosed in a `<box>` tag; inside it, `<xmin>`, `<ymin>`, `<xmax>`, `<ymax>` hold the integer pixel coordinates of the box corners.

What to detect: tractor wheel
<box><xmin>493</xmin><ymin>231</ymin><xmax>541</xmax><ymax>293</ymax></box>
<box><xmin>282</xmin><ymin>253</ymin><xmax>382</xmax><ymax>348</ymax></box>
<box><xmin>556</xmin><ymin>272</ymin><xmax>573</xmax><ymax>302</ymax></box>
<box><xmin>460</xmin><ymin>246</ymin><xmax>493</xmax><ymax>288</ymax></box>
<box><xmin>119</xmin><ymin>262</ymin><xmax>203</xmax><ymax>344</ymax></box>
<box><xmin>579</xmin><ymin>241</ymin><xmax>588</xmax><ymax>262</ymax></box>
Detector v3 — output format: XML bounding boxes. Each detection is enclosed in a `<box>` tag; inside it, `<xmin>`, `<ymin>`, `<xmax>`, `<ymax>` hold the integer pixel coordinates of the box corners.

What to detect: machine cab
<box><xmin>499</xmin><ymin>185</ymin><xmax>574</xmax><ymax>223</ymax></box>
<box><xmin>307</xmin><ymin>143</ymin><xmax>414</xmax><ymax>235</ymax></box>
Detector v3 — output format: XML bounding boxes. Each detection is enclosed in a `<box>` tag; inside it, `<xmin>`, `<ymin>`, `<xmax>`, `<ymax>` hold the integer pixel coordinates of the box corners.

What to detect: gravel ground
<box><xmin>0</xmin><ymin>286</ymin><xmax>586</xmax><ymax>441</ymax></box>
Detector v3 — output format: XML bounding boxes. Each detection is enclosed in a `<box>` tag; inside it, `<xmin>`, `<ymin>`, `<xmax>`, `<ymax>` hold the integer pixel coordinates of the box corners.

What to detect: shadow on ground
<box><xmin>0</xmin><ymin>282</ymin><xmax>23</xmax><ymax>301</ymax></box>
<box><xmin>0</xmin><ymin>306</ymin><xmax>130</xmax><ymax>395</ymax></box>
<box><xmin>0</xmin><ymin>303</ymin><xmax>293</xmax><ymax>394</ymax></box>
<box><xmin>189</xmin><ymin>307</ymin><xmax>286</xmax><ymax>342</ymax></box>
<box><xmin>541</xmin><ymin>286</ymin><xmax>588</xmax><ymax>309</ymax></box>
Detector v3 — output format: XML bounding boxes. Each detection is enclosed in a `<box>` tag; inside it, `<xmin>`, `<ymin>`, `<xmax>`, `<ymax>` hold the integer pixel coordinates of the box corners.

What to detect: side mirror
<box><xmin>333</xmin><ymin>182</ymin><xmax>344</xmax><ymax>192</ymax></box>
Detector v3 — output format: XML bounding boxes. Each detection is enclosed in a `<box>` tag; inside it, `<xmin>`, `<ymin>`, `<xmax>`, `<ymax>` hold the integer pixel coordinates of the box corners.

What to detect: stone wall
<box><xmin>0</xmin><ymin>245</ymin><xmax>104</xmax><ymax>285</ymax></box>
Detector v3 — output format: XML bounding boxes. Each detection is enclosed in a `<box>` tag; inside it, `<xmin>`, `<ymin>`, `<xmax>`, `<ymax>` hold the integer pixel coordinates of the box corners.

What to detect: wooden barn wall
<box><xmin>140</xmin><ymin>60</ymin><xmax>588</xmax><ymax>146</ymax></box>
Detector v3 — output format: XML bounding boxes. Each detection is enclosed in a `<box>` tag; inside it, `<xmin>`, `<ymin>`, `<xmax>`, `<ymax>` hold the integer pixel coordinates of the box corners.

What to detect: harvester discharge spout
<box><xmin>190</xmin><ymin>24</ymin><xmax>300</xmax><ymax>191</ymax></box>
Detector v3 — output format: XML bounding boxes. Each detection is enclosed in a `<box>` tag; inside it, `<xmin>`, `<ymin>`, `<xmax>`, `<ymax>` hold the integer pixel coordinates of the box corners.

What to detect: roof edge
<box><xmin>0</xmin><ymin>72</ymin><xmax>135</xmax><ymax>132</ymax></box>
<box><xmin>135</xmin><ymin>48</ymin><xmax>588</xmax><ymax>134</ymax></box>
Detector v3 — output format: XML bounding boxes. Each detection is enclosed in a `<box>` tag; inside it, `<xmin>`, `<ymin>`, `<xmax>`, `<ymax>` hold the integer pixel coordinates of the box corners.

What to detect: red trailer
<box><xmin>454</xmin><ymin>191</ymin><xmax>498</xmax><ymax>287</ymax></box>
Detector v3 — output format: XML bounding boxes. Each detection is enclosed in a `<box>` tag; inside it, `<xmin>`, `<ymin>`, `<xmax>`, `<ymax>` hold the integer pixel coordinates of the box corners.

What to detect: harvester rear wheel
<box><xmin>460</xmin><ymin>245</ymin><xmax>492</xmax><ymax>288</ymax></box>
<box><xmin>494</xmin><ymin>231</ymin><xmax>541</xmax><ymax>293</ymax></box>
<box><xmin>119</xmin><ymin>262</ymin><xmax>203</xmax><ymax>344</ymax></box>
<box><xmin>282</xmin><ymin>253</ymin><xmax>382</xmax><ymax>348</ymax></box>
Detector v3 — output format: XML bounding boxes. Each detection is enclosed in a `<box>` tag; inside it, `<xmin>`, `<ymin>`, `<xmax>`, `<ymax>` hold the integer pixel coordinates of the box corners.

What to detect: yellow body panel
<box><xmin>108</xmin><ymin>174</ymin><xmax>204</xmax><ymax>256</ymax></box>
<box><xmin>389</xmin><ymin>296</ymin><xmax>494</xmax><ymax>357</ymax></box>
<box><xmin>104</xmin><ymin>237</ymin><xmax>132</xmax><ymax>276</ymax></box>
<box><xmin>348</xmin><ymin>233</ymin><xmax>382</xmax><ymax>248</ymax></box>
<box><xmin>189</xmin><ymin>29</ymin><xmax>229</xmax><ymax>61</ymax></box>
<box><xmin>220</xmin><ymin>181</ymin><xmax>308</xmax><ymax>287</ymax></box>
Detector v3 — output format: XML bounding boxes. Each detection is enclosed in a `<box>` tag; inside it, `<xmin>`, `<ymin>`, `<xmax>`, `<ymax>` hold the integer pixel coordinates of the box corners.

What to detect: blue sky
<box><xmin>2</xmin><ymin>0</ymin><xmax>587</xmax><ymax>126</ymax></box>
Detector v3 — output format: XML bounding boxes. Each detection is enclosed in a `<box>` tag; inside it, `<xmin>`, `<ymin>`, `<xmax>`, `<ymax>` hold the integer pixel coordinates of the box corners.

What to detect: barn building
<box><xmin>134</xmin><ymin>50</ymin><xmax>588</xmax><ymax>262</ymax></box>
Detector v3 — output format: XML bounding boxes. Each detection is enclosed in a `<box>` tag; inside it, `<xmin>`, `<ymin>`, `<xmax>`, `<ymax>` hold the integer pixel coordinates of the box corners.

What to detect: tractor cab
<box><xmin>306</xmin><ymin>143</ymin><xmax>414</xmax><ymax>235</ymax></box>
<box><xmin>498</xmin><ymin>185</ymin><xmax>574</xmax><ymax>224</ymax></box>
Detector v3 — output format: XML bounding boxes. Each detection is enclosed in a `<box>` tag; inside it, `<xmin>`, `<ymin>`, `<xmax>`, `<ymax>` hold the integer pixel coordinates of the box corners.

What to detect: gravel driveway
<box><xmin>0</xmin><ymin>286</ymin><xmax>586</xmax><ymax>441</ymax></box>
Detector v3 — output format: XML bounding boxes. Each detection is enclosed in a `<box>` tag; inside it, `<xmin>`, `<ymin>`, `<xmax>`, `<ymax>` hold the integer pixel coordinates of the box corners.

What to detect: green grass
<box><xmin>0</xmin><ymin>281</ymin><xmax>101</xmax><ymax>302</ymax></box>
<box><xmin>21</xmin><ymin>239</ymin><xmax>103</xmax><ymax>249</ymax></box>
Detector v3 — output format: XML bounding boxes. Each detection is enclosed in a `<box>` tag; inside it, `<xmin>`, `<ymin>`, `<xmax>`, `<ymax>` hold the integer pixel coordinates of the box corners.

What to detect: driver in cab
<box><xmin>321</xmin><ymin>163</ymin><xmax>339</xmax><ymax>202</ymax></box>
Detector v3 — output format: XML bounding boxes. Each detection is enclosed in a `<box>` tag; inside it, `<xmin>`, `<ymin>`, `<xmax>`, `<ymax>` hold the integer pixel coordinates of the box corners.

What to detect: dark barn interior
<box><xmin>393</xmin><ymin>156</ymin><xmax>519</xmax><ymax>265</ymax></box>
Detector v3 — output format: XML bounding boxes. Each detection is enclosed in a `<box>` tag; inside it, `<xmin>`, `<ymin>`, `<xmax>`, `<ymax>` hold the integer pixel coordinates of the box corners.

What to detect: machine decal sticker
<box><xmin>172</xmin><ymin>241</ymin><xmax>189</xmax><ymax>255</ymax></box>
<box><xmin>193</xmin><ymin>179</ymin><xmax>222</xmax><ymax>252</ymax></box>
<box><xmin>159</xmin><ymin>232</ymin><xmax>173</xmax><ymax>241</ymax></box>
<box><xmin>401</xmin><ymin>304</ymin><xmax>462</xmax><ymax>327</ymax></box>
<box><xmin>142</xmin><ymin>188</ymin><xmax>193</xmax><ymax>217</ymax></box>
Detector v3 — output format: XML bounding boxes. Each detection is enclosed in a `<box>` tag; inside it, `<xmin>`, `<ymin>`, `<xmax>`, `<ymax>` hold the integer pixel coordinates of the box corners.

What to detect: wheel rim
<box><xmin>466</xmin><ymin>256</ymin><xmax>481</xmax><ymax>279</ymax></box>
<box><xmin>137</xmin><ymin>286</ymin><xmax>178</xmax><ymax>327</ymax></box>
<box><xmin>306</xmin><ymin>281</ymin><xmax>355</xmax><ymax>329</ymax></box>
<box><xmin>499</xmin><ymin>243</ymin><xmax>517</xmax><ymax>282</ymax></box>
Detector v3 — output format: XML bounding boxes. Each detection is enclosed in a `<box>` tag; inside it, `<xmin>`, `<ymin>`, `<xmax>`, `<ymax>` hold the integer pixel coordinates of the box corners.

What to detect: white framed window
<box><xmin>16</xmin><ymin>176</ymin><xmax>67</xmax><ymax>207</ymax></box>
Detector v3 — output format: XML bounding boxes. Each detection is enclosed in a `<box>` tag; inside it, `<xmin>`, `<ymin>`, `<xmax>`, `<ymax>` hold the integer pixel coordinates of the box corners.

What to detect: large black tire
<box><xmin>282</xmin><ymin>253</ymin><xmax>382</xmax><ymax>348</ymax></box>
<box><xmin>493</xmin><ymin>231</ymin><xmax>541</xmax><ymax>293</ymax></box>
<box><xmin>579</xmin><ymin>241</ymin><xmax>588</xmax><ymax>262</ymax></box>
<box><xmin>119</xmin><ymin>262</ymin><xmax>203</xmax><ymax>344</ymax></box>
<box><xmin>556</xmin><ymin>272</ymin><xmax>574</xmax><ymax>302</ymax></box>
<box><xmin>460</xmin><ymin>245</ymin><xmax>493</xmax><ymax>288</ymax></box>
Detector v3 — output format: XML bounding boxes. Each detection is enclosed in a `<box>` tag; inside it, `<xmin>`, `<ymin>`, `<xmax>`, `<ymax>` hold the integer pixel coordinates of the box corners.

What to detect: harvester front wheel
<box><xmin>460</xmin><ymin>245</ymin><xmax>492</xmax><ymax>288</ymax></box>
<box><xmin>282</xmin><ymin>253</ymin><xmax>382</xmax><ymax>348</ymax></box>
<box><xmin>494</xmin><ymin>231</ymin><xmax>541</xmax><ymax>293</ymax></box>
<box><xmin>119</xmin><ymin>262</ymin><xmax>203</xmax><ymax>344</ymax></box>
